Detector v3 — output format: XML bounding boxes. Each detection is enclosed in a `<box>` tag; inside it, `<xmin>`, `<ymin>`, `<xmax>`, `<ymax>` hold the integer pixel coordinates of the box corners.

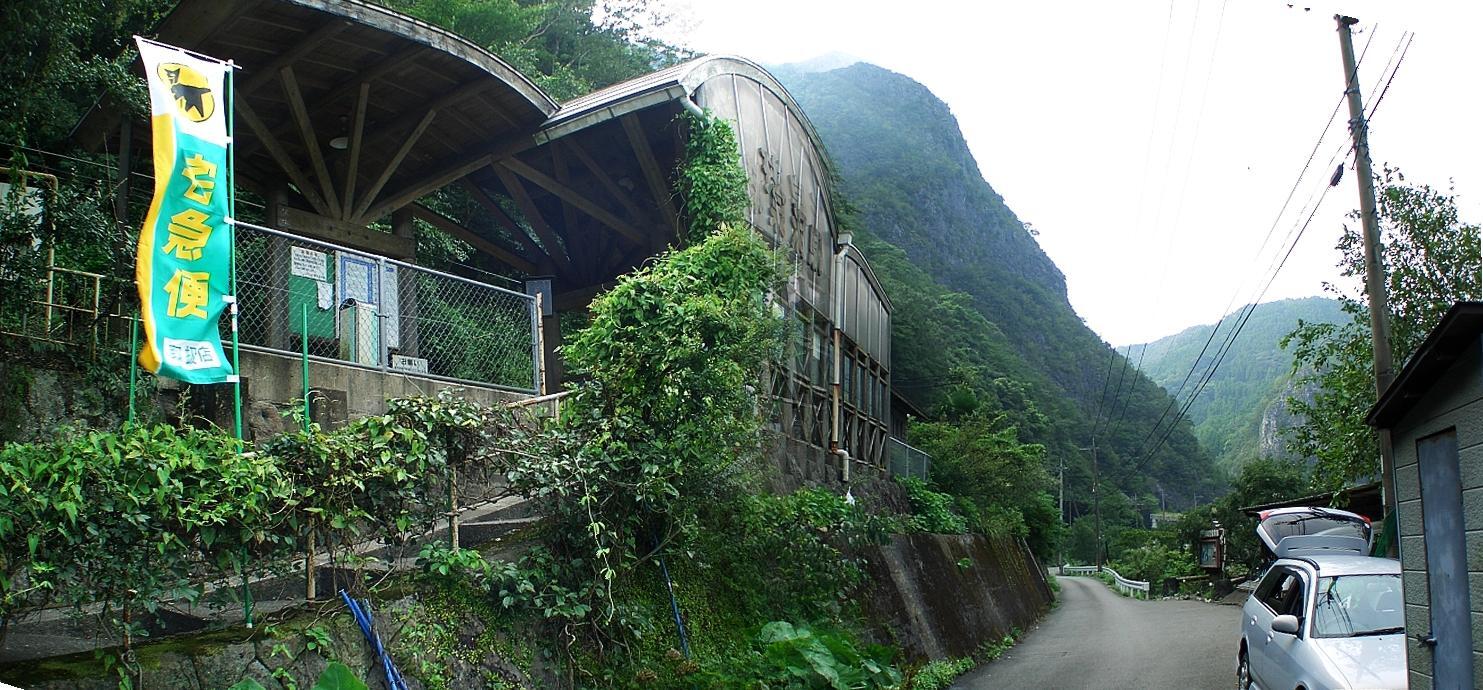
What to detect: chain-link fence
<box><xmin>234</xmin><ymin>221</ymin><xmax>540</xmax><ymax>393</ymax></box>
<box><xmin>887</xmin><ymin>437</ymin><xmax>931</xmax><ymax>481</ymax></box>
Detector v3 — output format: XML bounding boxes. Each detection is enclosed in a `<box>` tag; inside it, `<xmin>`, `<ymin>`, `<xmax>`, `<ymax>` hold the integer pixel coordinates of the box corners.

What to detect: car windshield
<box><xmin>1310</xmin><ymin>574</ymin><xmax>1404</xmax><ymax>638</ymax></box>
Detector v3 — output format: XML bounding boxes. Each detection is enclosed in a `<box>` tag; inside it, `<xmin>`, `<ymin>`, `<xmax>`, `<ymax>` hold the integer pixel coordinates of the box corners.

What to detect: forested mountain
<box><xmin>1129</xmin><ymin>297</ymin><xmax>1345</xmax><ymax>472</ymax></box>
<box><xmin>774</xmin><ymin>61</ymin><xmax>1222</xmax><ymax>512</ymax></box>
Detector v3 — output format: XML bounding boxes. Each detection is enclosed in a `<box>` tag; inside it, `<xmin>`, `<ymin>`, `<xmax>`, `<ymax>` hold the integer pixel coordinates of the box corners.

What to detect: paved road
<box><xmin>953</xmin><ymin>576</ymin><xmax>1241</xmax><ymax>689</ymax></box>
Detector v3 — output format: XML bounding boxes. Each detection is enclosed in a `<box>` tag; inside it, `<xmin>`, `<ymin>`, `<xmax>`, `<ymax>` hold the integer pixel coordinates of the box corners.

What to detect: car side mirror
<box><xmin>1271</xmin><ymin>615</ymin><xmax>1301</xmax><ymax>635</ymax></box>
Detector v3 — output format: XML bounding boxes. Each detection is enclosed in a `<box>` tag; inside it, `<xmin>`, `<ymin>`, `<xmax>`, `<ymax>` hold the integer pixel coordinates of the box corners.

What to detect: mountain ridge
<box><xmin>776</xmin><ymin>60</ymin><xmax>1219</xmax><ymax>510</ymax></box>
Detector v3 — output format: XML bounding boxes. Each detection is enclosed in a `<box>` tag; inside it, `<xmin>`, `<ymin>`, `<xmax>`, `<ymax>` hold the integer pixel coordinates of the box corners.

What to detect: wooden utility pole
<box><xmin>1082</xmin><ymin>442</ymin><xmax>1102</xmax><ymax>568</ymax></box>
<box><xmin>1336</xmin><ymin>15</ymin><xmax>1398</xmax><ymax>519</ymax></box>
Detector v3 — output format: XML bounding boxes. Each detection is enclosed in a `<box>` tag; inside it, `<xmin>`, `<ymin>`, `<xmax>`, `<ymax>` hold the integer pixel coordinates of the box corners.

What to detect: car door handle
<box><xmin>1265</xmin><ymin>633</ymin><xmax>1273</xmax><ymax>644</ymax></box>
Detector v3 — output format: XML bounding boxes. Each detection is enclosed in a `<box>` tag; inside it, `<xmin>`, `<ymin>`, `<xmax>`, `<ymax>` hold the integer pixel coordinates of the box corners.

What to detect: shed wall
<box><xmin>1393</xmin><ymin>340</ymin><xmax>1483</xmax><ymax>688</ymax></box>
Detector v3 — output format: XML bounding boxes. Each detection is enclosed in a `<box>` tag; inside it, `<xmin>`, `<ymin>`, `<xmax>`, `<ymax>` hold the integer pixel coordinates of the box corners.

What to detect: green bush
<box><xmin>897</xmin><ymin>478</ymin><xmax>968</xmax><ymax>534</ymax></box>
<box><xmin>910</xmin><ymin>657</ymin><xmax>975</xmax><ymax>690</ymax></box>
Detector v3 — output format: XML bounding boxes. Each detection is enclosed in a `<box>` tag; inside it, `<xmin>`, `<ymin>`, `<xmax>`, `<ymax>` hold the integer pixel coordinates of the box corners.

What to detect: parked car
<box><xmin>1237</xmin><ymin>507</ymin><xmax>1405</xmax><ymax>690</ymax></box>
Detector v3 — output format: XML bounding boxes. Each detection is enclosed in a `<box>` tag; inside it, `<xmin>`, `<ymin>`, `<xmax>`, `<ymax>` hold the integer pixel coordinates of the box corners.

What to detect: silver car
<box><xmin>1237</xmin><ymin>507</ymin><xmax>1406</xmax><ymax>690</ymax></box>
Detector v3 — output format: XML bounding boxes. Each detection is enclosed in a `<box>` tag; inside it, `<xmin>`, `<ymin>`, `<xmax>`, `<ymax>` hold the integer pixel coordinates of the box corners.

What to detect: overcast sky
<box><xmin>653</xmin><ymin>0</ymin><xmax>1483</xmax><ymax>346</ymax></box>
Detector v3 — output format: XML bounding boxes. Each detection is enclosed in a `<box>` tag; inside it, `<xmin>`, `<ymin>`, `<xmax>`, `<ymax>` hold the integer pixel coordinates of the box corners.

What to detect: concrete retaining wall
<box><xmin>863</xmin><ymin>532</ymin><xmax>1052</xmax><ymax>660</ymax></box>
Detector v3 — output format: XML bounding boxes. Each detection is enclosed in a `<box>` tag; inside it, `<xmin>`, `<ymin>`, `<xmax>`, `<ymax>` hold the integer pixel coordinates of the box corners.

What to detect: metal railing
<box><xmin>0</xmin><ymin>249</ymin><xmax>137</xmax><ymax>357</ymax></box>
<box><xmin>1059</xmin><ymin>564</ymin><xmax>1099</xmax><ymax>576</ymax></box>
<box><xmin>233</xmin><ymin>221</ymin><xmax>540</xmax><ymax>393</ymax></box>
<box><xmin>887</xmin><ymin>437</ymin><xmax>932</xmax><ymax>480</ymax></box>
<box><xmin>1103</xmin><ymin>565</ymin><xmax>1151</xmax><ymax>599</ymax></box>
<box><xmin>1057</xmin><ymin>564</ymin><xmax>1150</xmax><ymax>598</ymax></box>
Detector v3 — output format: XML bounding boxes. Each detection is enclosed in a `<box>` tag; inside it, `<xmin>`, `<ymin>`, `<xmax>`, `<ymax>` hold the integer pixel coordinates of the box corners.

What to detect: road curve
<box><xmin>952</xmin><ymin>575</ymin><xmax>1241</xmax><ymax>690</ymax></box>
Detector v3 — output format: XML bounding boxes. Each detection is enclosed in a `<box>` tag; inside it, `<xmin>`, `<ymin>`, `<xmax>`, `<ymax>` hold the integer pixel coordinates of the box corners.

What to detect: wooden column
<box><xmin>391</xmin><ymin>208</ymin><xmax>419</xmax><ymax>358</ymax></box>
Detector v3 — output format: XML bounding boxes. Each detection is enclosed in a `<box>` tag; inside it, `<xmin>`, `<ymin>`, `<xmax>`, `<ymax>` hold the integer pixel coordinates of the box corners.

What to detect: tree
<box><xmin>908</xmin><ymin>409</ymin><xmax>1056</xmax><ymax>551</ymax></box>
<box><xmin>1283</xmin><ymin>168</ymin><xmax>1480</xmax><ymax>492</ymax></box>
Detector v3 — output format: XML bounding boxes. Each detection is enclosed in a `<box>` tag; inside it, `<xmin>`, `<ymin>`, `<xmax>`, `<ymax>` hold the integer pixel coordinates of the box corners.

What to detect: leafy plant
<box><xmin>230</xmin><ymin>660</ymin><xmax>368</xmax><ymax>690</ymax></box>
<box><xmin>734</xmin><ymin>621</ymin><xmax>901</xmax><ymax>690</ymax></box>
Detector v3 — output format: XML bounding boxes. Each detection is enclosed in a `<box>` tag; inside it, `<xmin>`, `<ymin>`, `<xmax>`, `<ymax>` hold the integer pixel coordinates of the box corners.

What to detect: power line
<box><xmin>1129</xmin><ymin>25</ymin><xmax>1380</xmax><ymax>463</ymax></box>
<box><xmin>1134</xmin><ymin>34</ymin><xmax>1414</xmax><ymax>471</ymax></box>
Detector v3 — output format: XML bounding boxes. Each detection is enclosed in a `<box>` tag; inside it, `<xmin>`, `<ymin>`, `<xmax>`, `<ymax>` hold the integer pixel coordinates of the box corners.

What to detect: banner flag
<box><xmin>135</xmin><ymin>38</ymin><xmax>234</xmax><ymax>383</ymax></box>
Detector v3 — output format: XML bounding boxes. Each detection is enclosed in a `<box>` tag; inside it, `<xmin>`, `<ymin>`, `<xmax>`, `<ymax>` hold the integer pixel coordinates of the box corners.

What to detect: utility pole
<box><xmin>1058</xmin><ymin>456</ymin><xmax>1066</xmax><ymax>567</ymax></box>
<box><xmin>1081</xmin><ymin>442</ymin><xmax>1103</xmax><ymax>569</ymax></box>
<box><xmin>1336</xmin><ymin>15</ymin><xmax>1398</xmax><ymax>522</ymax></box>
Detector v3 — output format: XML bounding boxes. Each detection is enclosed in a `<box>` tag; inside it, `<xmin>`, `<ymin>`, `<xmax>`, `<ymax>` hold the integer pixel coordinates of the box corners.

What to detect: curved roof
<box><xmin>130</xmin><ymin>0</ymin><xmax>560</xmax><ymax>223</ymax></box>
<box><xmin>536</xmin><ymin>55</ymin><xmax>831</xmax><ymax>177</ymax></box>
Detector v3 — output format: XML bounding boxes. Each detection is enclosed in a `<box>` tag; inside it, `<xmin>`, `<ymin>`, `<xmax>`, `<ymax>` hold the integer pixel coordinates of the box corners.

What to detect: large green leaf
<box><xmin>312</xmin><ymin>661</ymin><xmax>369</xmax><ymax>690</ymax></box>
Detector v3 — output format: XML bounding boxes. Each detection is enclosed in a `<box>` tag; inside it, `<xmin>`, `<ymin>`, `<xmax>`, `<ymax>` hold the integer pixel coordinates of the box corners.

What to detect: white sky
<box><xmin>654</xmin><ymin>0</ymin><xmax>1483</xmax><ymax>346</ymax></box>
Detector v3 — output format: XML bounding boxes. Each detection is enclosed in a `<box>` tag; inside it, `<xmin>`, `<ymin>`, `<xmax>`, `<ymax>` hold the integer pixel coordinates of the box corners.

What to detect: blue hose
<box><xmin>339</xmin><ymin>590</ymin><xmax>408</xmax><ymax>690</ymax></box>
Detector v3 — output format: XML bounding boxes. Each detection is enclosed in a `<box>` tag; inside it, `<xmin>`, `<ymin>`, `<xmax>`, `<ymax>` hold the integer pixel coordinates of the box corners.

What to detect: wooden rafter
<box><xmin>459</xmin><ymin>178</ymin><xmax>546</xmax><ymax>260</ymax></box>
<box><xmin>280</xmin><ymin>66</ymin><xmax>342</xmax><ymax>216</ymax></box>
<box><xmin>351</xmin><ymin>108</ymin><xmax>437</xmax><ymax>222</ymax></box>
<box><xmin>236</xmin><ymin>97</ymin><xmax>331</xmax><ymax>216</ymax></box>
<box><xmin>357</xmin><ymin>134</ymin><xmax>533</xmax><ymax>225</ymax></box>
<box><xmin>409</xmin><ymin>204</ymin><xmax>538</xmax><ymax>274</ymax></box>
<box><xmin>239</xmin><ymin>20</ymin><xmax>350</xmax><ymax>95</ymax></box>
<box><xmin>341</xmin><ymin>82</ymin><xmax>369</xmax><ymax>219</ymax></box>
<box><xmin>621</xmin><ymin>114</ymin><xmax>680</xmax><ymax>235</ymax></box>
<box><xmin>363</xmin><ymin>79</ymin><xmax>494</xmax><ymax>149</ymax></box>
<box><xmin>248</xmin><ymin>44</ymin><xmax>426</xmax><ymax>160</ymax></box>
<box><xmin>550</xmin><ymin>146</ymin><xmax>579</xmax><ymax>249</ymax></box>
<box><xmin>499</xmin><ymin>158</ymin><xmax>646</xmax><ymax>245</ymax></box>
<box><xmin>492</xmin><ymin>164</ymin><xmax>571</xmax><ymax>274</ymax></box>
<box><xmin>562</xmin><ymin>139</ymin><xmax>651</xmax><ymax>226</ymax></box>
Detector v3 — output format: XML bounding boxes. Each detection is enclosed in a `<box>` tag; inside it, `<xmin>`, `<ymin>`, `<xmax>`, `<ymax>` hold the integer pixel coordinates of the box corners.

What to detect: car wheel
<box><xmin>1237</xmin><ymin>648</ymin><xmax>1252</xmax><ymax>690</ymax></box>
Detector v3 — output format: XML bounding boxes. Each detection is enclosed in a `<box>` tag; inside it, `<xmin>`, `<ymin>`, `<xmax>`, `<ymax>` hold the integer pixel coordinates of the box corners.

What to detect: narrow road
<box><xmin>952</xmin><ymin>576</ymin><xmax>1241</xmax><ymax>689</ymax></box>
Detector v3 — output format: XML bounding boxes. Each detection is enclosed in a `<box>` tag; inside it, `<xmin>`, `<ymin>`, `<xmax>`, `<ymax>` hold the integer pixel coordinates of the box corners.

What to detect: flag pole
<box><xmin>226</xmin><ymin>59</ymin><xmax>243</xmax><ymax>442</ymax></box>
<box><xmin>128</xmin><ymin>315</ymin><xmax>139</xmax><ymax>425</ymax></box>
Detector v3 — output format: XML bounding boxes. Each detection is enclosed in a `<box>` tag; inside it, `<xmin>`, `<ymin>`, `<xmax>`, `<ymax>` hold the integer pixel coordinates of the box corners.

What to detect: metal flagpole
<box><xmin>302</xmin><ymin>304</ymin><xmax>311</xmax><ymax>431</ymax></box>
<box><xmin>226</xmin><ymin>60</ymin><xmax>244</xmax><ymax>441</ymax></box>
<box><xmin>128</xmin><ymin>315</ymin><xmax>140</xmax><ymax>425</ymax></box>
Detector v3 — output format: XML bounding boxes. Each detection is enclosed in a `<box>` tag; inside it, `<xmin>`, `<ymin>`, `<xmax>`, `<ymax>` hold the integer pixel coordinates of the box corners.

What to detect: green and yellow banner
<box><xmin>135</xmin><ymin>38</ymin><xmax>234</xmax><ymax>383</ymax></box>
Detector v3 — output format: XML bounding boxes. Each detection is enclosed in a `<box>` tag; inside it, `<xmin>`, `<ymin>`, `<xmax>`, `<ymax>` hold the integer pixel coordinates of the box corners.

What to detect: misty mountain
<box><xmin>1127</xmin><ymin>296</ymin><xmax>1345</xmax><ymax>471</ymax></box>
<box><xmin>775</xmin><ymin>61</ymin><xmax>1222</xmax><ymax>511</ymax></box>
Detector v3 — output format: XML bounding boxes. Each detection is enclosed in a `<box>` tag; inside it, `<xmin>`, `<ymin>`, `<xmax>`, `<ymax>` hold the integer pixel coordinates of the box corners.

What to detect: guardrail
<box><xmin>1057</xmin><ymin>564</ymin><xmax>1151</xmax><ymax>598</ymax></box>
<box><xmin>1058</xmin><ymin>564</ymin><xmax>1099</xmax><ymax>576</ymax></box>
<box><xmin>1103</xmin><ymin>565</ymin><xmax>1151</xmax><ymax>599</ymax></box>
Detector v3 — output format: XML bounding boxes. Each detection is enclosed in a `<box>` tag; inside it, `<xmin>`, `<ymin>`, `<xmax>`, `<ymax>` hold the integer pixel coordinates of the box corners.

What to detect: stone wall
<box><xmin>862</xmin><ymin>532</ymin><xmax>1052</xmax><ymax>660</ymax></box>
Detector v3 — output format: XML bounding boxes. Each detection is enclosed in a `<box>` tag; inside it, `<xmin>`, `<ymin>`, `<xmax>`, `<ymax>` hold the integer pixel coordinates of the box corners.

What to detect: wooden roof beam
<box><xmin>459</xmin><ymin>178</ymin><xmax>546</xmax><ymax>260</ymax></box>
<box><xmin>280</xmin><ymin>66</ymin><xmax>341</xmax><ymax>216</ymax></box>
<box><xmin>492</xmin><ymin>164</ymin><xmax>571</xmax><ymax>274</ymax></box>
<box><xmin>236</xmin><ymin>96</ymin><xmax>331</xmax><ymax>216</ymax></box>
<box><xmin>239</xmin><ymin>19</ymin><xmax>350</xmax><ymax>95</ymax></box>
<box><xmin>409</xmin><ymin>203</ymin><xmax>538</xmax><ymax>274</ymax></box>
<box><xmin>498</xmin><ymin>158</ymin><xmax>647</xmax><ymax>246</ymax></box>
<box><xmin>621</xmin><ymin>114</ymin><xmax>680</xmax><ymax>237</ymax></box>
<box><xmin>357</xmin><ymin>134</ymin><xmax>533</xmax><ymax>224</ymax></box>
<box><xmin>562</xmin><ymin>138</ymin><xmax>651</xmax><ymax>227</ymax></box>
<box><xmin>340</xmin><ymin>82</ymin><xmax>369</xmax><ymax>219</ymax></box>
<box><xmin>350</xmin><ymin>108</ymin><xmax>437</xmax><ymax>222</ymax></box>
<box><xmin>363</xmin><ymin>79</ymin><xmax>495</xmax><ymax>150</ymax></box>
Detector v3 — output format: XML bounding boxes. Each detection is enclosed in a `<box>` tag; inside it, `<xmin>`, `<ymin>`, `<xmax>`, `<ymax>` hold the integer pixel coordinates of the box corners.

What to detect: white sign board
<box><xmin>291</xmin><ymin>246</ymin><xmax>327</xmax><ymax>280</ymax></box>
<box><xmin>390</xmin><ymin>354</ymin><xmax>429</xmax><ymax>374</ymax></box>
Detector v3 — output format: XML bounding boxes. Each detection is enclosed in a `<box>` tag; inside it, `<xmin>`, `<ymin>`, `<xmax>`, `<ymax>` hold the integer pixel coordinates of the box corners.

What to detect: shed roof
<box><xmin>87</xmin><ymin>0</ymin><xmax>559</xmax><ymax>225</ymax></box>
<box><xmin>1366</xmin><ymin>301</ymin><xmax>1483</xmax><ymax>428</ymax></box>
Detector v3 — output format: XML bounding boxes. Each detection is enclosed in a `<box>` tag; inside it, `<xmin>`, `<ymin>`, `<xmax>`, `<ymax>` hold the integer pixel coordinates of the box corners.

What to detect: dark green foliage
<box><xmin>725</xmin><ymin>621</ymin><xmax>902</xmax><ymax>690</ymax></box>
<box><xmin>776</xmin><ymin>62</ymin><xmax>1219</xmax><ymax>514</ymax></box>
<box><xmin>1131</xmin><ymin>297</ymin><xmax>1345</xmax><ymax>472</ymax></box>
<box><xmin>908</xmin><ymin>411</ymin><xmax>1058</xmax><ymax>554</ymax></box>
<box><xmin>1284</xmin><ymin>168</ymin><xmax>1480</xmax><ymax>492</ymax></box>
<box><xmin>677</xmin><ymin>114</ymin><xmax>750</xmax><ymax>242</ymax></box>
<box><xmin>896</xmin><ymin>478</ymin><xmax>968</xmax><ymax>534</ymax></box>
<box><xmin>377</xmin><ymin>0</ymin><xmax>690</xmax><ymax>101</ymax></box>
<box><xmin>1175</xmin><ymin>457</ymin><xmax>1310</xmax><ymax>575</ymax></box>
